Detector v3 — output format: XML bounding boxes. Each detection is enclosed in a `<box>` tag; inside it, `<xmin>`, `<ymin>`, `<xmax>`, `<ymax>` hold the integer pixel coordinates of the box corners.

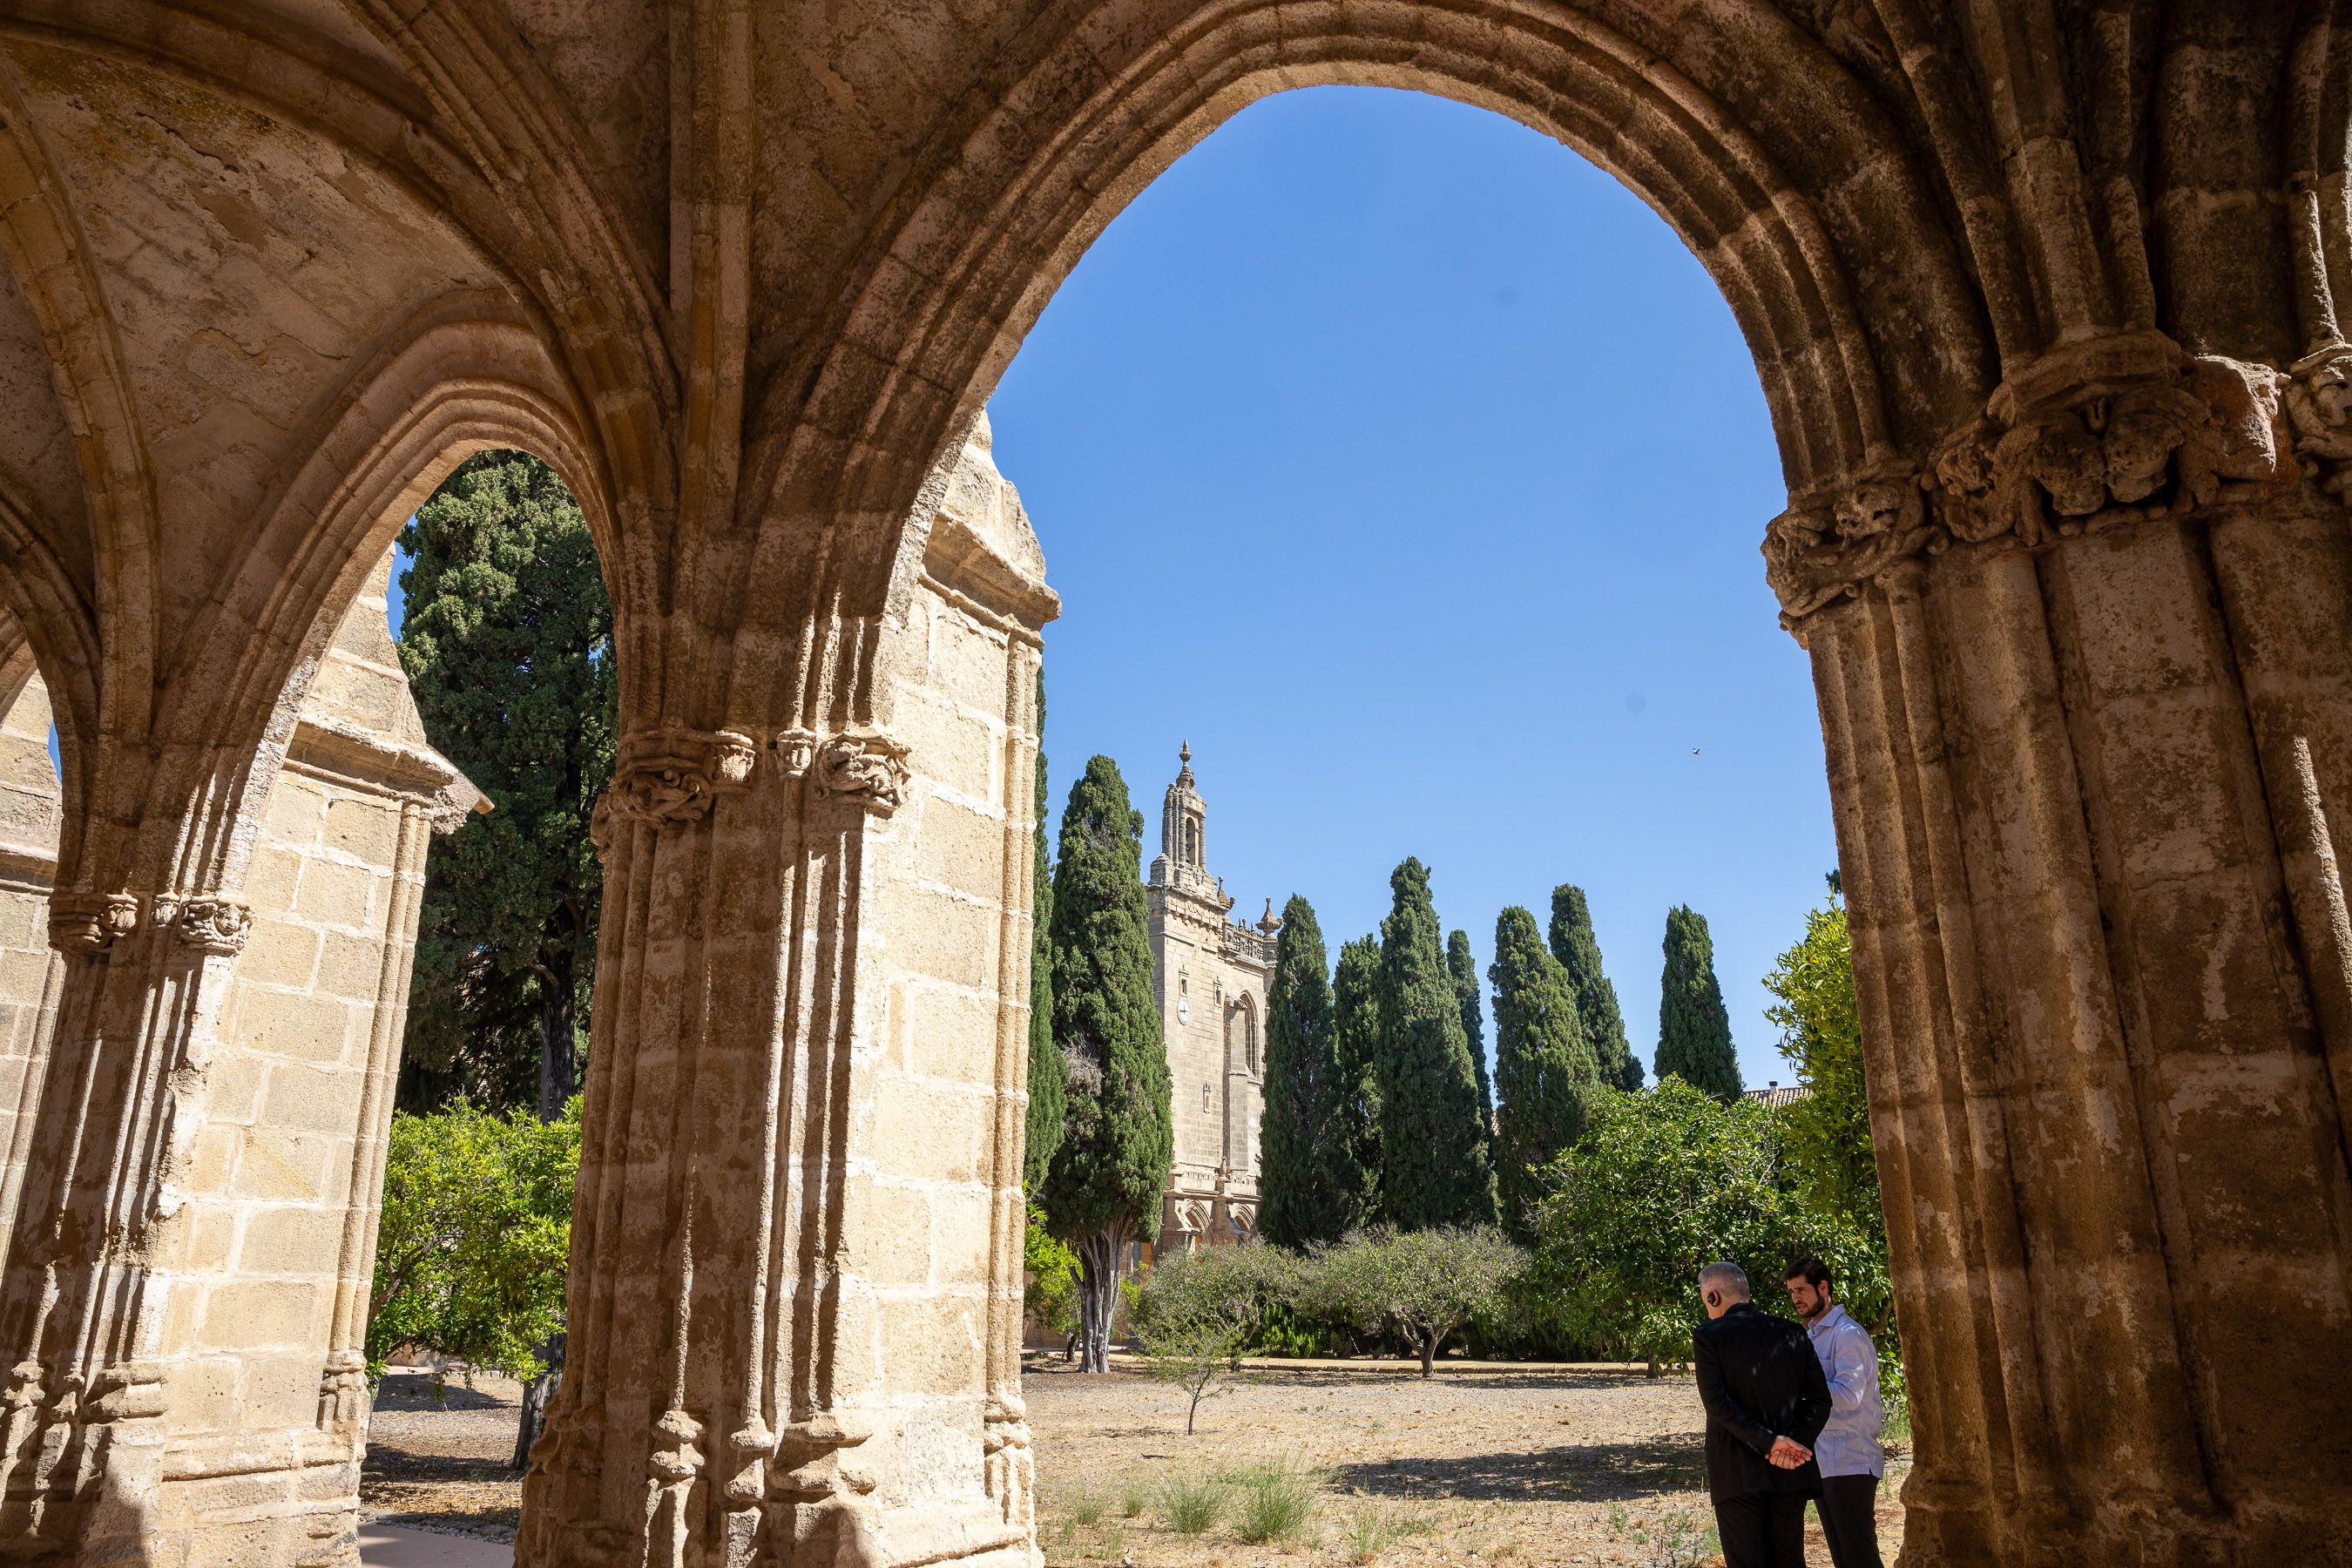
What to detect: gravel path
<box><xmin>355</xmin><ymin>1358</ymin><xmax>1909</xmax><ymax>1564</ymax></box>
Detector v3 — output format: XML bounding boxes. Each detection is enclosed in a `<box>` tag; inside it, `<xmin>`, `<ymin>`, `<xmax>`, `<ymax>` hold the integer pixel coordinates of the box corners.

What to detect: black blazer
<box><xmin>1692</xmin><ymin>1301</ymin><xmax>1833</xmax><ymax>1500</ymax></box>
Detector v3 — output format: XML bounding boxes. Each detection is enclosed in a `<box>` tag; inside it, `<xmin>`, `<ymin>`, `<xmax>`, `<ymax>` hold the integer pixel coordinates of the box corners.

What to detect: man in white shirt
<box><xmin>1784</xmin><ymin>1257</ymin><xmax>1884</xmax><ymax>1568</ymax></box>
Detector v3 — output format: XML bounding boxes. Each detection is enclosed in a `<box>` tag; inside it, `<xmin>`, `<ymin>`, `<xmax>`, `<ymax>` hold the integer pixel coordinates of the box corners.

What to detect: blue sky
<box><xmin>987</xmin><ymin>86</ymin><xmax>1835</xmax><ymax>1090</ymax></box>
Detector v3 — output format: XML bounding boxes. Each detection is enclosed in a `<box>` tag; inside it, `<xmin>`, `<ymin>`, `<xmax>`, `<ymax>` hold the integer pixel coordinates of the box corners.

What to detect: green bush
<box><xmin>365</xmin><ymin>1098</ymin><xmax>580</xmax><ymax>1386</ymax></box>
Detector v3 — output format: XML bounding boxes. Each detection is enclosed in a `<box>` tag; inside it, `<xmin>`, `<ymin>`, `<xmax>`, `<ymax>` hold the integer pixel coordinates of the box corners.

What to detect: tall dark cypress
<box><xmin>1656</xmin><ymin>903</ymin><xmax>1741</xmax><ymax>1101</ymax></box>
<box><xmin>1490</xmin><ymin>906</ymin><xmax>1603</xmax><ymax>1237</ymax></box>
<box><xmin>1024</xmin><ymin>676</ymin><xmax>1065</xmax><ymax>1193</ymax></box>
<box><xmin>1330</xmin><ymin>936</ymin><xmax>1385</xmax><ymax>1224</ymax></box>
<box><xmin>1447</xmin><ymin>929</ymin><xmax>1495</xmax><ymax>1135</ymax></box>
<box><xmin>1042</xmin><ymin>757</ymin><xmax>1173</xmax><ymax>1370</ymax></box>
<box><xmin>1549</xmin><ymin>884</ymin><xmax>1641</xmax><ymax>1091</ymax></box>
<box><xmin>1373</xmin><ymin>860</ymin><xmax>1497</xmax><ymax>1228</ymax></box>
<box><xmin>1258</xmin><ymin>898</ymin><xmax>1370</xmax><ymax>1247</ymax></box>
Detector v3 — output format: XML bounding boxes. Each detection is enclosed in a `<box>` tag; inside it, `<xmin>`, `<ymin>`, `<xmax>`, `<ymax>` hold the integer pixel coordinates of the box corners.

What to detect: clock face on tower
<box><xmin>1177</xmin><ymin>997</ymin><xmax>1190</xmax><ymax>1024</ymax></box>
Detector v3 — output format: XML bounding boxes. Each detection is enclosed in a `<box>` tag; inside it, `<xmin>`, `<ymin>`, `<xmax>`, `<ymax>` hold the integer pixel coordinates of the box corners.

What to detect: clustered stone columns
<box><xmin>520</xmin><ymin>430</ymin><xmax>1055</xmax><ymax>1568</ymax></box>
<box><xmin>1768</xmin><ymin>333</ymin><xmax>2352</xmax><ymax>1567</ymax></box>
<box><xmin>0</xmin><ymin>562</ymin><xmax>479</xmax><ymax>1564</ymax></box>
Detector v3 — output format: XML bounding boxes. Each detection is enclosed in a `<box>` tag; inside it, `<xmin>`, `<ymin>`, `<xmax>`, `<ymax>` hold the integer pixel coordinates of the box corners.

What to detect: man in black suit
<box><xmin>1692</xmin><ymin>1260</ymin><xmax>1833</xmax><ymax>1568</ymax></box>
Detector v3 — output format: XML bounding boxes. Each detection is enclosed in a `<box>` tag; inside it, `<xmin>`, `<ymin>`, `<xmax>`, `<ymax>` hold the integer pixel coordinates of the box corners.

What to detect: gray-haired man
<box><xmin>1785</xmin><ymin>1256</ymin><xmax>1885</xmax><ymax>1568</ymax></box>
<box><xmin>1693</xmin><ymin>1260</ymin><xmax>1831</xmax><ymax>1568</ymax></box>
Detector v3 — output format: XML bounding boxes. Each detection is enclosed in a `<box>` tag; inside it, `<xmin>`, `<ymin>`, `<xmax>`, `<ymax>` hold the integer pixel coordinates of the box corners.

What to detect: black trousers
<box><xmin>1713</xmin><ymin>1489</ymin><xmax>1808</xmax><ymax>1568</ymax></box>
<box><xmin>1816</xmin><ymin>1474</ymin><xmax>1886</xmax><ymax>1568</ymax></box>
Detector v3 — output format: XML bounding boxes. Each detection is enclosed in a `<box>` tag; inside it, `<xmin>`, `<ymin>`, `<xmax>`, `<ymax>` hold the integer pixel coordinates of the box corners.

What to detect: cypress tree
<box><xmin>1550</xmin><ymin>884</ymin><xmax>1641</xmax><ymax>1091</ymax></box>
<box><xmin>1373</xmin><ymin>860</ymin><xmax>1497</xmax><ymax>1229</ymax></box>
<box><xmin>1656</xmin><ymin>903</ymin><xmax>1741</xmax><ymax>1101</ymax></box>
<box><xmin>1330</xmin><ymin>936</ymin><xmax>1385</xmax><ymax>1224</ymax></box>
<box><xmin>1024</xmin><ymin>676</ymin><xmax>1065</xmax><ymax>1193</ymax></box>
<box><xmin>399</xmin><ymin>450</ymin><xmax>614</xmax><ymax>1120</ymax></box>
<box><xmin>1041</xmin><ymin>756</ymin><xmax>1173</xmax><ymax>1371</ymax></box>
<box><xmin>1447</xmin><ymin>929</ymin><xmax>1496</xmax><ymax>1135</ymax></box>
<box><xmin>1258</xmin><ymin>897</ymin><xmax>1372</xmax><ymax>1247</ymax></box>
<box><xmin>1490</xmin><ymin>907</ymin><xmax>1603</xmax><ymax>1237</ymax></box>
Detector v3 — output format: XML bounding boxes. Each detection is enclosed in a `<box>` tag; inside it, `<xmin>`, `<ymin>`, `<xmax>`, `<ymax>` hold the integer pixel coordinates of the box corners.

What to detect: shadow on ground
<box><xmin>374</xmin><ymin>1374</ymin><xmax>521</xmax><ymax>1413</ymax></box>
<box><xmin>1330</xmin><ymin>1436</ymin><xmax>1707</xmax><ymax>1502</ymax></box>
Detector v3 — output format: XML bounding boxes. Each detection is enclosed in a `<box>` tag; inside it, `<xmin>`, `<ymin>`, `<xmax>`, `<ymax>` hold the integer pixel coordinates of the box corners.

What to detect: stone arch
<box><xmin>78</xmin><ymin>294</ymin><xmax>615</xmax><ymax>902</ymax></box>
<box><xmin>724</xmin><ymin>0</ymin><xmax>1991</xmax><ymax>691</ymax></box>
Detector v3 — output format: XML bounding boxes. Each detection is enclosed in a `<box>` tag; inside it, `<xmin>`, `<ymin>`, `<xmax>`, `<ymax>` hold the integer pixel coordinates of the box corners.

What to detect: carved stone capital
<box><xmin>595</xmin><ymin>727</ymin><xmax>759</xmax><ymax>842</ymax></box>
<box><xmin>2287</xmin><ymin>343</ymin><xmax>2352</xmax><ymax>498</ymax></box>
<box><xmin>174</xmin><ymin>896</ymin><xmax>252</xmax><ymax>956</ymax></box>
<box><xmin>1761</xmin><ymin>475</ymin><xmax>1936</xmax><ymax>621</ymax></box>
<box><xmin>772</xmin><ymin>728</ymin><xmax>821</xmax><ymax>778</ymax></box>
<box><xmin>1772</xmin><ymin>339</ymin><xmax>2301</xmax><ymax>632</ymax></box>
<box><xmin>1936</xmin><ymin>341</ymin><xmax>2291</xmax><ymax>550</ymax></box>
<box><xmin>48</xmin><ymin>892</ymin><xmax>139</xmax><ymax>956</ymax></box>
<box><xmin>815</xmin><ymin>729</ymin><xmax>911</xmax><ymax>814</ymax></box>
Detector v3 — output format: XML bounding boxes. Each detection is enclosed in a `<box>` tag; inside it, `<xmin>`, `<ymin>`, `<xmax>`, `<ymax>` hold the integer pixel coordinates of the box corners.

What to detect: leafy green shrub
<box><xmin>1024</xmin><ymin>1200</ymin><xmax>1079</xmax><ymax>1344</ymax></box>
<box><xmin>1531</xmin><ymin>1079</ymin><xmax>1875</xmax><ymax>1374</ymax></box>
<box><xmin>365</xmin><ymin>1098</ymin><xmax>580</xmax><ymax>1386</ymax></box>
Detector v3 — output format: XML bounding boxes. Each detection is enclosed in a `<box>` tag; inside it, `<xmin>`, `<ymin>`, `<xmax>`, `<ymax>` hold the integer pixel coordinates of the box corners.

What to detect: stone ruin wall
<box><xmin>127</xmin><ymin>554</ymin><xmax>477</xmax><ymax>1558</ymax></box>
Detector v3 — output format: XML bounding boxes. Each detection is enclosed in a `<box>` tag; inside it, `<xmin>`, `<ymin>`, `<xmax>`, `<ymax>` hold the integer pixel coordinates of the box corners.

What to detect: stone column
<box><xmin>1770</xmin><ymin>335</ymin><xmax>2352</xmax><ymax>1567</ymax></box>
<box><xmin>0</xmin><ymin>558</ymin><xmax>478</xmax><ymax>1565</ymax></box>
<box><xmin>521</xmin><ymin>424</ymin><xmax>1054</xmax><ymax>1568</ymax></box>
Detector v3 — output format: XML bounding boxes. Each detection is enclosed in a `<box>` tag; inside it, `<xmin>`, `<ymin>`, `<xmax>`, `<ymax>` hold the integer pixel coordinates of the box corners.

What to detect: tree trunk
<box><xmin>537</xmin><ymin>944</ymin><xmax>577</xmax><ymax>1120</ymax></box>
<box><xmin>511</xmin><ymin>1329</ymin><xmax>565</xmax><ymax>1470</ymax></box>
<box><xmin>1075</xmin><ymin>1227</ymin><xmax>1127</xmax><ymax>1375</ymax></box>
<box><xmin>1418</xmin><ymin>1328</ymin><xmax>1436</xmax><ymax>1379</ymax></box>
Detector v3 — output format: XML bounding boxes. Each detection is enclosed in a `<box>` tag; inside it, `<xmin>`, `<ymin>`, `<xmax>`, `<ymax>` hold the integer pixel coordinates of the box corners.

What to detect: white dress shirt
<box><xmin>1804</xmin><ymin>1302</ymin><xmax>1884</xmax><ymax>1479</ymax></box>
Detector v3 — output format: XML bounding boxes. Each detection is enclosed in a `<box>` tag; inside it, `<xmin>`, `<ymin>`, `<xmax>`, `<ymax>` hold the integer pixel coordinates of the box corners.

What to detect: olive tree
<box><xmin>1306</xmin><ymin>1227</ymin><xmax>1524</xmax><ymax>1378</ymax></box>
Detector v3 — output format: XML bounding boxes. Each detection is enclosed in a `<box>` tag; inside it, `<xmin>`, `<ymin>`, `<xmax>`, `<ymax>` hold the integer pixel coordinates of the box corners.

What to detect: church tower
<box><xmin>1145</xmin><ymin>744</ymin><xmax>1279</xmax><ymax>1253</ymax></box>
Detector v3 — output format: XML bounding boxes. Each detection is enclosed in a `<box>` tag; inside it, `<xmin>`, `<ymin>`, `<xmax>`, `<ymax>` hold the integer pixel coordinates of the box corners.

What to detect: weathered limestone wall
<box><xmin>0</xmin><ymin>557</ymin><xmax>476</xmax><ymax>1562</ymax></box>
<box><xmin>138</xmin><ymin>556</ymin><xmax>480</xmax><ymax>1558</ymax></box>
<box><xmin>0</xmin><ymin>652</ymin><xmax>59</xmax><ymax>1274</ymax></box>
<box><xmin>517</xmin><ymin>416</ymin><xmax>1054</xmax><ymax>1568</ymax></box>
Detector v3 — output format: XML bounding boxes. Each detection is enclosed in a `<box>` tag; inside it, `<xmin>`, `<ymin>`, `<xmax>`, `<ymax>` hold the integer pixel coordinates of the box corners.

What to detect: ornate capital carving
<box><xmin>594</xmin><ymin>727</ymin><xmax>759</xmax><ymax>845</ymax></box>
<box><xmin>1761</xmin><ymin>476</ymin><xmax>1935</xmax><ymax>621</ymax></box>
<box><xmin>174</xmin><ymin>896</ymin><xmax>252</xmax><ymax>956</ymax></box>
<box><xmin>815</xmin><ymin>729</ymin><xmax>911</xmax><ymax>814</ymax></box>
<box><xmin>48</xmin><ymin>892</ymin><xmax>139</xmax><ymax>956</ymax></box>
<box><xmin>1770</xmin><ymin>337</ymin><xmax>2300</xmax><ymax>631</ymax></box>
<box><xmin>1939</xmin><ymin>342</ymin><xmax>2290</xmax><ymax>549</ymax></box>
<box><xmin>2287</xmin><ymin>344</ymin><xmax>2352</xmax><ymax>499</ymax></box>
<box><xmin>773</xmin><ymin>727</ymin><xmax>821</xmax><ymax>778</ymax></box>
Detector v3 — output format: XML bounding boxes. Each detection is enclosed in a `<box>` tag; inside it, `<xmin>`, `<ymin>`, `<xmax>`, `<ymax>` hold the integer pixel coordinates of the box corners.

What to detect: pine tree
<box><xmin>1490</xmin><ymin>906</ymin><xmax>1603</xmax><ymax>1237</ymax></box>
<box><xmin>1549</xmin><ymin>884</ymin><xmax>1640</xmax><ymax>1091</ymax></box>
<box><xmin>1447</xmin><ymin>929</ymin><xmax>1495</xmax><ymax>1135</ymax></box>
<box><xmin>1330</xmin><ymin>936</ymin><xmax>1385</xmax><ymax>1224</ymax></box>
<box><xmin>1024</xmin><ymin>676</ymin><xmax>1065</xmax><ymax>1193</ymax></box>
<box><xmin>1373</xmin><ymin>859</ymin><xmax>1497</xmax><ymax>1229</ymax></box>
<box><xmin>399</xmin><ymin>451</ymin><xmax>614</xmax><ymax>1120</ymax></box>
<box><xmin>1258</xmin><ymin>897</ymin><xmax>1372</xmax><ymax>1247</ymax></box>
<box><xmin>1656</xmin><ymin>903</ymin><xmax>1741</xmax><ymax>1100</ymax></box>
<box><xmin>1041</xmin><ymin>756</ymin><xmax>1173</xmax><ymax>1371</ymax></box>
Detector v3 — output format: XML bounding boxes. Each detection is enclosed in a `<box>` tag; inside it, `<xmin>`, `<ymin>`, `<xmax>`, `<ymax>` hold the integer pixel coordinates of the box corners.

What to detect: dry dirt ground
<box><xmin>357</xmin><ymin>1358</ymin><xmax>1909</xmax><ymax>1565</ymax></box>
